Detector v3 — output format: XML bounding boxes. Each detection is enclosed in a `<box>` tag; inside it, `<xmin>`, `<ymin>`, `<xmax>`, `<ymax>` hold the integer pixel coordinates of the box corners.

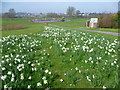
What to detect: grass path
<box><xmin>48</xmin><ymin>24</ymin><xmax>120</xmax><ymax>36</ymax></box>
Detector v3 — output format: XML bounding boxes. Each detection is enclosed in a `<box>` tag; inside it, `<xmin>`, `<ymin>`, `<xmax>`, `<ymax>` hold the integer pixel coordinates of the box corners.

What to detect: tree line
<box><xmin>2</xmin><ymin>6</ymin><xmax>120</xmax><ymax>29</ymax></box>
<box><xmin>2</xmin><ymin>7</ymin><xmax>87</xmax><ymax>18</ymax></box>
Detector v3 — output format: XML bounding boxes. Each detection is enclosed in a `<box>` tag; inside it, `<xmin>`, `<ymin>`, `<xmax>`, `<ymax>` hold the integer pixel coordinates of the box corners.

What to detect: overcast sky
<box><xmin>1</xmin><ymin>0</ymin><xmax>119</xmax><ymax>13</ymax></box>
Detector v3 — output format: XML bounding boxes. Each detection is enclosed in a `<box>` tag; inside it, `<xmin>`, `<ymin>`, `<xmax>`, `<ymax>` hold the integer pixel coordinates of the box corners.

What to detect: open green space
<box><xmin>48</xmin><ymin>17</ymin><xmax>118</xmax><ymax>33</ymax></box>
<box><xmin>1</xmin><ymin>26</ymin><xmax>119</xmax><ymax>88</ymax></box>
<box><xmin>1</xmin><ymin>18</ymin><xmax>45</xmax><ymax>37</ymax></box>
<box><xmin>1</xmin><ymin>18</ymin><xmax>119</xmax><ymax>88</ymax></box>
<box><xmin>1</xmin><ymin>18</ymin><xmax>118</xmax><ymax>38</ymax></box>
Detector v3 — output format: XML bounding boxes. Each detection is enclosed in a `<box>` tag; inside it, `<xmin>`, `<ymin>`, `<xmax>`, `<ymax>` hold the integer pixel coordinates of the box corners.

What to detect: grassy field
<box><xmin>1</xmin><ymin>18</ymin><xmax>118</xmax><ymax>37</ymax></box>
<box><xmin>49</xmin><ymin>18</ymin><xmax>88</xmax><ymax>28</ymax></box>
<box><xmin>77</xmin><ymin>27</ymin><xmax>118</xmax><ymax>33</ymax></box>
<box><xmin>1</xmin><ymin>18</ymin><xmax>119</xmax><ymax>88</ymax></box>
<box><xmin>48</xmin><ymin>17</ymin><xmax>118</xmax><ymax>33</ymax></box>
<box><xmin>1</xmin><ymin>18</ymin><xmax>45</xmax><ymax>37</ymax></box>
<box><xmin>1</xmin><ymin>26</ymin><xmax>119</xmax><ymax>88</ymax></box>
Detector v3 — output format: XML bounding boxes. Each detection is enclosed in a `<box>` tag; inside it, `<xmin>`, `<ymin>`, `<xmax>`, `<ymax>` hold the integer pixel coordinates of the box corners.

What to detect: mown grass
<box><xmin>1</xmin><ymin>18</ymin><xmax>47</xmax><ymax>37</ymax></box>
<box><xmin>1</xmin><ymin>17</ymin><xmax>118</xmax><ymax>38</ymax></box>
<box><xmin>49</xmin><ymin>17</ymin><xmax>88</xmax><ymax>28</ymax></box>
<box><xmin>80</xmin><ymin>27</ymin><xmax>118</xmax><ymax>33</ymax></box>
<box><xmin>48</xmin><ymin>17</ymin><xmax>118</xmax><ymax>33</ymax></box>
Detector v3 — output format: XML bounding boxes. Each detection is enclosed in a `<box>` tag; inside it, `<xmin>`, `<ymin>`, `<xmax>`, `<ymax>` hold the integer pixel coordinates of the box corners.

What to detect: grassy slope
<box><xmin>1</xmin><ymin>18</ymin><xmax>118</xmax><ymax>38</ymax></box>
<box><xmin>1</xmin><ymin>18</ymin><xmax>46</xmax><ymax>37</ymax></box>
<box><xmin>30</xmin><ymin>27</ymin><xmax>118</xmax><ymax>88</ymax></box>
<box><xmin>48</xmin><ymin>17</ymin><xmax>118</xmax><ymax>33</ymax></box>
<box><xmin>1</xmin><ymin>18</ymin><xmax>118</xmax><ymax>88</ymax></box>
<box><xmin>49</xmin><ymin>18</ymin><xmax>88</xmax><ymax>28</ymax></box>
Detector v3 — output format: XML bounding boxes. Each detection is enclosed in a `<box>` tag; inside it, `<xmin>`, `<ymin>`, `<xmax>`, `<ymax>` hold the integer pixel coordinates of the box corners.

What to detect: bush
<box><xmin>98</xmin><ymin>14</ymin><xmax>113</xmax><ymax>28</ymax></box>
<box><xmin>111</xmin><ymin>14</ymin><xmax>118</xmax><ymax>28</ymax></box>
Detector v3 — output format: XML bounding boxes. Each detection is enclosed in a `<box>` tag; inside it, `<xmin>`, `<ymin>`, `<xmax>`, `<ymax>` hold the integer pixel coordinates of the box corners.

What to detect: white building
<box><xmin>86</xmin><ymin>18</ymin><xmax>98</xmax><ymax>28</ymax></box>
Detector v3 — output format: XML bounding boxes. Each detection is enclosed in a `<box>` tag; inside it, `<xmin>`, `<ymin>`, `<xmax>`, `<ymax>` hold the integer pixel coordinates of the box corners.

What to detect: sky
<box><xmin>1</xmin><ymin>0</ymin><xmax>119</xmax><ymax>14</ymax></box>
<box><xmin>2</xmin><ymin>0</ymin><xmax>120</xmax><ymax>2</ymax></box>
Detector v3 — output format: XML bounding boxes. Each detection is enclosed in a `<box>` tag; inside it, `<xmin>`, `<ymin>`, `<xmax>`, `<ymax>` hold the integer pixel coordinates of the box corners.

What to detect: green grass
<box><xmin>1</xmin><ymin>24</ymin><xmax>45</xmax><ymax>37</ymax></box>
<box><xmin>1</xmin><ymin>18</ymin><xmax>119</xmax><ymax>38</ymax></box>
<box><xmin>74</xmin><ymin>28</ymin><xmax>118</xmax><ymax>39</ymax></box>
<box><xmin>81</xmin><ymin>27</ymin><xmax>118</xmax><ymax>33</ymax></box>
<box><xmin>1</xmin><ymin>18</ymin><xmax>47</xmax><ymax>37</ymax></box>
<box><xmin>1</xmin><ymin>17</ymin><xmax>119</xmax><ymax>88</ymax></box>
<box><xmin>1</xmin><ymin>26</ymin><xmax>118</xmax><ymax>88</ymax></box>
<box><xmin>2</xmin><ymin>18</ymin><xmax>33</xmax><ymax>27</ymax></box>
<box><xmin>48</xmin><ymin>17</ymin><xmax>118</xmax><ymax>33</ymax></box>
<box><xmin>49</xmin><ymin>17</ymin><xmax>88</xmax><ymax>28</ymax></box>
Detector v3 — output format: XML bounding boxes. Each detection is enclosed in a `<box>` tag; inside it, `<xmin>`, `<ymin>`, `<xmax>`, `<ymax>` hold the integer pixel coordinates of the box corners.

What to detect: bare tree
<box><xmin>66</xmin><ymin>6</ymin><xmax>76</xmax><ymax>17</ymax></box>
<box><xmin>8</xmin><ymin>8</ymin><xmax>16</xmax><ymax>18</ymax></box>
<box><xmin>75</xmin><ymin>10</ymin><xmax>80</xmax><ymax>17</ymax></box>
<box><xmin>98</xmin><ymin>14</ymin><xmax>113</xmax><ymax>28</ymax></box>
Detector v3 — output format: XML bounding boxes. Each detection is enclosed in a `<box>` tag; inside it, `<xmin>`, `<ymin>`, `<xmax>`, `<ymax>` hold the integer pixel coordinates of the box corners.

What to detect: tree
<box><xmin>118</xmin><ymin>1</ymin><xmax>120</xmax><ymax>11</ymax></box>
<box><xmin>98</xmin><ymin>14</ymin><xmax>113</xmax><ymax>28</ymax></box>
<box><xmin>66</xmin><ymin>6</ymin><xmax>76</xmax><ymax>17</ymax></box>
<box><xmin>46</xmin><ymin>13</ymin><xmax>59</xmax><ymax>18</ymax></box>
<box><xmin>111</xmin><ymin>14</ymin><xmax>118</xmax><ymax>28</ymax></box>
<box><xmin>8</xmin><ymin>8</ymin><xmax>16</xmax><ymax>18</ymax></box>
<box><xmin>118</xmin><ymin>10</ymin><xmax>120</xmax><ymax>28</ymax></box>
<box><xmin>75</xmin><ymin>10</ymin><xmax>80</xmax><ymax>17</ymax></box>
<box><xmin>2</xmin><ymin>12</ymin><xmax>9</xmax><ymax>18</ymax></box>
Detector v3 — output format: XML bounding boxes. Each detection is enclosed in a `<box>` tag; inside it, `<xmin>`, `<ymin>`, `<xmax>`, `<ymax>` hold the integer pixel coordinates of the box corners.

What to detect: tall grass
<box><xmin>2</xmin><ymin>25</ymin><xmax>27</xmax><ymax>30</ymax></box>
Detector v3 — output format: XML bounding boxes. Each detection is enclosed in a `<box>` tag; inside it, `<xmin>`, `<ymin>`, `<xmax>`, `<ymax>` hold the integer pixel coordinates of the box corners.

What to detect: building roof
<box><xmin>90</xmin><ymin>18</ymin><xmax>98</xmax><ymax>23</ymax></box>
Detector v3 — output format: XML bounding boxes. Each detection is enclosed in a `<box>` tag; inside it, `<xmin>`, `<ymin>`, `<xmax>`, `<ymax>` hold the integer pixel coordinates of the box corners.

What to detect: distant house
<box><xmin>86</xmin><ymin>18</ymin><xmax>98</xmax><ymax>28</ymax></box>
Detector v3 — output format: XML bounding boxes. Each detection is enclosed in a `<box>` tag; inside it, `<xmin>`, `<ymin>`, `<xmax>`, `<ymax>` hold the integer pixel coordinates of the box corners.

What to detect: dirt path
<box><xmin>49</xmin><ymin>24</ymin><xmax>120</xmax><ymax>36</ymax></box>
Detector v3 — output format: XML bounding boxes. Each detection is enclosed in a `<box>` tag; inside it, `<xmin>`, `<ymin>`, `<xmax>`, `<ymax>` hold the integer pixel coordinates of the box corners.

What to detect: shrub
<box><xmin>98</xmin><ymin>13</ymin><xmax>119</xmax><ymax>29</ymax></box>
<box><xmin>111</xmin><ymin>14</ymin><xmax>118</xmax><ymax>28</ymax></box>
<box><xmin>98</xmin><ymin>14</ymin><xmax>113</xmax><ymax>28</ymax></box>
